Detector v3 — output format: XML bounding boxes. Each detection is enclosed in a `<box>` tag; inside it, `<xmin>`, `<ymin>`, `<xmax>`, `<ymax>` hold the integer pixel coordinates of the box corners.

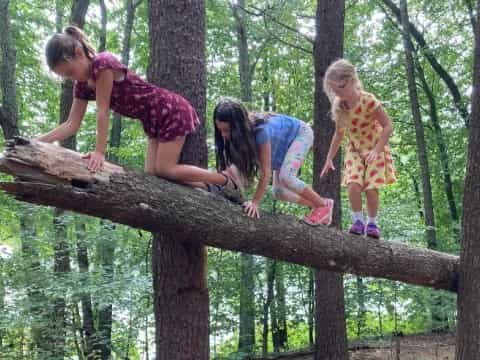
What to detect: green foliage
<box><xmin>0</xmin><ymin>0</ymin><xmax>473</xmax><ymax>358</ymax></box>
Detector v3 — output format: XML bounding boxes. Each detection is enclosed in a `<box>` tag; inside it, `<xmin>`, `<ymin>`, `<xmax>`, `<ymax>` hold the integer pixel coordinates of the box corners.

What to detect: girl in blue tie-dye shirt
<box><xmin>213</xmin><ymin>98</ymin><xmax>333</xmax><ymax>225</ymax></box>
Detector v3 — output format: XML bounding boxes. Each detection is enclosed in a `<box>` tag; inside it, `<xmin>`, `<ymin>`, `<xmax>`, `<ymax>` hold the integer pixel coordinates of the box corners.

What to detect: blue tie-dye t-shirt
<box><xmin>254</xmin><ymin>114</ymin><xmax>302</xmax><ymax>170</ymax></box>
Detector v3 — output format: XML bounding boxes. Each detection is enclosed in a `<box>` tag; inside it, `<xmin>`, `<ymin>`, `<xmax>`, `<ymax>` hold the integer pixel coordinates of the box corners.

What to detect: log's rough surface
<box><xmin>0</xmin><ymin>137</ymin><xmax>459</xmax><ymax>292</ymax></box>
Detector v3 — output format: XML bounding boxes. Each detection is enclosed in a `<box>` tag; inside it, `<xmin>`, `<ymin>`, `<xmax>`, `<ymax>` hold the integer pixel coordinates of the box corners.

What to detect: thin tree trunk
<box><xmin>52</xmin><ymin>2</ymin><xmax>90</xmax><ymax>358</ymax></box>
<box><xmin>109</xmin><ymin>0</ymin><xmax>140</xmax><ymax>160</ymax></box>
<box><xmin>0</xmin><ymin>0</ymin><xmax>18</xmax><ymax>140</ymax></box>
<box><xmin>98</xmin><ymin>0</ymin><xmax>107</xmax><ymax>52</ymax></box>
<box><xmin>313</xmin><ymin>1</ymin><xmax>348</xmax><ymax>359</ymax></box>
<box><xmin>308</xmin><ymin>269</ymin><xmax>314</xmax><ymax>346</ymax></box>
<box><xmin>0</xmin><ymin>0</ymin><xmax>17</xmax><ymax>352</ymax></box>
<box><xmin>239</xmin><ymin>254</ymin><xmax>256</xmax><ymax>354</ymax></box>
<box><xmin>381</xmin><ymin>0</ymin><xmax>470</xmax><ymax>126</ymax></box>
<box><xmin>270</xmin><ymin>263</ymin><xmax>279</xmax><ymax>353</ymax></box>
<box><xmin>263</xmin><ymin>259</ymin><xmax>276</xmax><ymax>355</ymax></box>
<box><xmin>0</xmin><ymin>2</ymin><xmax>53</xmax><ymax>358</ymax></box>
<box><xmin>356</xmin><ymin>277</ymin><xmax>366</xmax><ymax>338</ymax></box>
<box><xmin>93</xmin><ymin>5</ymin><xmax>116</xmax><ymax>358</ymax></box>
<box><xmin>415</xmin><ymin>57</ymin><xmax>458</xmax><ymax>232</ymax></box>
<box><xmin>456</xmin><ymin>1</ymin><xmax>480</xmax><ymax>358</ymax></box>
<box><xmin>275</xmin><ymin>263</ymin><xmax>288</xmax><ymax>350</ymax></box>
<box><xmin>400</xmin><ymin>0</ymin><xmax>446</xmax><ymax>331</ymax></box>
<box><xmin>376</xmin><ymin>282</ymin><xmax>384</xmax><ymax>336</ymax></box>
<box><xmin>75</xmin><ymin>219</ymin><xmax>96</xmax><ymax>359</ymax></box>
<box><xmin>51</xmin><ymin>208</ymin><xmax>71</xmax><ymax>359</ymax></box>
<box><xmin>465</xmin><ymin>0</ymin><xmax>477</xmax><ymax>35</ymax></box>
<box><xmin>147</xmin><ymin>1</ymin><xmax>209</xmax><ymax>359</ymax></box>
<box><xmin>231</xmin><ymin>2</ymin><xmax>256</xmax><ymax>353</ymax></box>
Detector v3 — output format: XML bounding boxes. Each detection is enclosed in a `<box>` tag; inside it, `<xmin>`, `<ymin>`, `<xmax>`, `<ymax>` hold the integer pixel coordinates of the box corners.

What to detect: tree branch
<box><xmin>0</xmin><ymin>137</ymin><xmax>459</xmax><ymax>292</ymax></box>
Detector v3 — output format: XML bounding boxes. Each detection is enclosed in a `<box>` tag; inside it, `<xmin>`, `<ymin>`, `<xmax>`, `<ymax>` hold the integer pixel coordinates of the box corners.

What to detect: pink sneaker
<box><xmin>303</xmin><ymin>198</ymin><xmax>334</xmax><ymax>226</ymax></box>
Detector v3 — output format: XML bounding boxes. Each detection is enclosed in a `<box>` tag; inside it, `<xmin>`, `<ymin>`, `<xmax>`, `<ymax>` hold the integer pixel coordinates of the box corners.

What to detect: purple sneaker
<box><xmin>349</xmin><ymin>220</ymin><xmax>365</xmax><ymax>235</ymax></box>
<box><xmin>366</xmin><ymin>223</ymin><xmax>380</xmax><ymax>239</ymax></box>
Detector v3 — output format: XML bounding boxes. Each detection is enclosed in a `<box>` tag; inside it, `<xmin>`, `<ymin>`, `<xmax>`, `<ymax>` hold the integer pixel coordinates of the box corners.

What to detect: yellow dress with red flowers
<box><xmin>340</xmin><ymin>91</ymin><xmax>396</xmax><ymax>190</ymax></box>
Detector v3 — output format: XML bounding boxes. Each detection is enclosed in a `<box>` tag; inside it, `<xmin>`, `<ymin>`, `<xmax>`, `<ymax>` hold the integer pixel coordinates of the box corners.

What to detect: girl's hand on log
<box><xmin>83</xmin><ymin>151</ymin><xmax>105</xmax><ymax>172</ymax></box>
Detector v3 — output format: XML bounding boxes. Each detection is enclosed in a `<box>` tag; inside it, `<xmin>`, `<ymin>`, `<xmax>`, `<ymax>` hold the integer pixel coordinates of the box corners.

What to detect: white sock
<box><xmin>367</xmin><ymin>216</ymin><xmax>377</xmax><ymax>224</ymax></box>
<box><xmin>352</xmin><ymin>211</ymin><xmax>364</xmax><ymax>223</ymax></box>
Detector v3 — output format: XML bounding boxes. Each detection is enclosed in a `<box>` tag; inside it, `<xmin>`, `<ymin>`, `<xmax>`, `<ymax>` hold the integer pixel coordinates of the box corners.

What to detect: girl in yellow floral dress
<box><xmin>320</xmin><ymin>59</ymin><xmax>396</xmax><ymax>239</ymax></box>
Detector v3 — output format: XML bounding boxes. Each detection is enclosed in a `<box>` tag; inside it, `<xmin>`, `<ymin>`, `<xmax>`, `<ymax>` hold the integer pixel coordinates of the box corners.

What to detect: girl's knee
<box><xmin>272</xmin><ymin>187</ymin><xmax>285</xmax><ymax>200</ymax></box>
<box><xmin>348</xmin><ymin>182</ymin><xmax>362</xmax><ymax>193</ymax></box>
<box><xmin>280</xmin><ymin>176</ymin><xmax>304</xmax><ymax>194</ymax></box>
<box><xmin>155</xmin><ymin>164</ymin><xmax>177</xmax><ymax>180</ymax></box>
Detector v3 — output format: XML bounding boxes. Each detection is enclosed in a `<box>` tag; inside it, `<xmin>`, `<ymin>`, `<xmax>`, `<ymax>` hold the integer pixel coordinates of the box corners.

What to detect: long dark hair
<box><xmin>213</xmin><ymin>99</ymin><xmax>266</xmax><ymax>182</ymax></box>
<box><xmin>45</xmin><ymin>25</ymin><xmax>96</xmax><ymax>69</ymax></box>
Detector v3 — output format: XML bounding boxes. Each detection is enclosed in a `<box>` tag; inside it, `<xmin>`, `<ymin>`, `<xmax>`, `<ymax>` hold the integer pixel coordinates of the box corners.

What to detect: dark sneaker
<box><xmin>366</xmin><ymin>222</ymin><xmax>380</xmax><ymax>239</ymax></box>
<box><xmin>349</xmin><ymin>220</ymin><xmax>365</xmax><ymax>235</ymax></box>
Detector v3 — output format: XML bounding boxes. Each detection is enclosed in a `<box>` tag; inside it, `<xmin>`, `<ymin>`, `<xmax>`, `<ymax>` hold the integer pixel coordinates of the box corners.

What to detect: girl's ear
<box><xmin>74</xmin><ymin>46</ymin><xmax>84</xmax><ymax>58</ymax></box>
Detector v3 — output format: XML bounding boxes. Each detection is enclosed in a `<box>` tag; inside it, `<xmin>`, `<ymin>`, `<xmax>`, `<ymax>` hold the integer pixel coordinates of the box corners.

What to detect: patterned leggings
<box><xmin>271</xmin><ymin>122</ymin><xmax>313</xmax><ymax>203</ymax></box>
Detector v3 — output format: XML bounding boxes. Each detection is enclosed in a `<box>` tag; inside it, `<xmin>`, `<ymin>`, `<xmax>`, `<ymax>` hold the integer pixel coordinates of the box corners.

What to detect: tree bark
<box><xmin>0</xmin><ymin>138</ymin><xmax>460</xmax><ymax>291</ymax></box>
<box><xmin>147</xmin><ymin>1</ymin><xmax>209</xmax><ymax>359</ymax></box>
<box><xmin>263</xmin><ymin>259</ymin><xmax>275</xmax><ymax>355</ymax></box>
<box><xmin>456</xmin><ymin>1</ymin><xmax>480</xmax><ymax>358</ymax></box>
<box><xmin>0</xmin><ymin>0</ymin><xmax>18</xmax><ymax>139</ymax></box>
<box><xmin>400</xmin><ymin>0</ymin><xmax>448</xmax><ymax>330</ymax></box>
<box><xmin>415</xmin><ymin>57</ymin><xmax>458</xmax><ymax>231</ymax></box>
<box><xmin>0</xmin><ymin>0</ymin><xmax>17</xmax><ymax>352</ymax></box>
<box><xmin>274</xmin><ymin>263</ymin><xmax>288</xmax><ymax>350</ymax></box>
<box><xmin>52</xmin><ymin>2</ymin><xmax>91</xmax><ymax>358</ymax></box>
<box><xmin>313</xmin><ymin>1</ymin><xmax>348</xmax><ymax>359</ymax></box>
<box><xmin>108</xmin><ymin>0</ymin><xmax>139</xmax><ymax>161</ymax></box>
<box><xmin>231</xmin><ymin>1</ymin><xmax>256</xmax><ymax>354</ymax></box>
<box><xmin>356</xmin><ymin>277</ymin><xmax>366</xmax><ymax>337</ymax></box>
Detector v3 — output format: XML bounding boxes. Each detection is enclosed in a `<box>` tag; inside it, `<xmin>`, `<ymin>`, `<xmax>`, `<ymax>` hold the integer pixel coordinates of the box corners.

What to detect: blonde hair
<box><xmin>323</xmin><ymin>59</ymin><xmax>363</xmax><ymax>127</ymax></box>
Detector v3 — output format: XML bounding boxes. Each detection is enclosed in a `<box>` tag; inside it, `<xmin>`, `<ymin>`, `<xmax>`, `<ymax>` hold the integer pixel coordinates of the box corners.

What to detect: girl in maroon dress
<box><xmin>37</xmin><ymin>26</ymin><xmax>240</xmax><ymax>196</ymax></box>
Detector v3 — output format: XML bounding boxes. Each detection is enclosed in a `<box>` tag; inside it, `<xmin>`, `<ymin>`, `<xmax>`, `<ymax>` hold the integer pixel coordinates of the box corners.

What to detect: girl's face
<box><xmin>52</xmin><ymin>47</ymin><xmax>90</xmax><ymax>82</ymax></box>
<box><xmin>328</xmin><ymin>78</ymin><xmax>355</xmax><ymax>99</ymax></box>
<box><xmin>215</xmin><ymin>120</ymin><xmax>231</xmax><ymax>140</ymax></box>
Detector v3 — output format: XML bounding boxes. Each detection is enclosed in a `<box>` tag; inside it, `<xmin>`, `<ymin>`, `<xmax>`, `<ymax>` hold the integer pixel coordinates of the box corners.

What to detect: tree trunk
<box><xmin>231</xmin><ymin>2</ymin><xmax>256</xmax><ymax>353</ymax></box>
<box><xmin>263</xmin><ymin>259</ymin><xmax>276</xmax><ymax>355</ymax></box>
<box><xmin>313</xmin><ymin>1</ymin><xmax>348</xmax><ymax>359</ymax></box>
<box><xmin>308</xmin><ymin>269</ymin><xmax>314</xmax><ymax>346</ymax></box>
<box><xmin>456</xmin><ymin>1</ymin><xmax>480</xmax><ymax>358</ymax></box>
<box><xmin>98</xmin><ymin>0</ymin><xmax>107</xmax><ymax>52</ymax></box>
<box><xmin>109</xmin><ymin>0</ymin><xmax>138</xmax><ymax>160</ymax></box>
<box><xmin>0</xmin><ymin>0</ymin><xmax>18</xmax><ymax>140</ymax></box>
<box><xmin>381</xmin><ymin>0</ymin><xmax>469</xmax><ymax>127</ymax></box>
<box><xmin>53</xmin><ymin>2</ymin><xmax>90</xmax><ymax>358</ymax></box>
<box><xmin>0</xmin><ymin>2</ymin><xmax>53</xmax><ymax>358</ymax></box>
<box><xmin>147</xmin><ymin>1</ymin><xmax>209</xmax><ymax>359</ymax></box>
<box><xmin>51</xmin><ymin>208</ymin><xmax>71</xmax><ymax>359</ymax></box>
<box><xmin>93</xmin><ymin>5</ymin><xmax>115</xmax><ymax>359</ymax></box>
<box><xmin>400</xmin><ymin>0</ymin><xmax>447</xmax><ymax>330</ymax></box>
<box><xmin>415</xmin><ymin>57</ymin><xmax>458</xmax><ymax>233</ymax></box>
<box><xmin>0</xmin><ymin>0</ymin><xmax>16</xmax><ymax>352</ymax></box>
<box><xmin>0</xmin><ymin>138</ymin><xmax>460</xmax><ymax>292</ymax></box>
<box><xmin>239</xmin><ymin>254</ymin><xmax>256</xmax><ymax>354</ymax></box>
<box><xmin>274</xmin><ymin>263</ymin><xmax>288</xmax><ymax>350</ymax></box>
<box><xmin>356</xmin><ymin>277</ymin><xmax>366</xmax><ymax>338</ymax></box>
<box><xmin>465</xmin><ymin>0</ymin><xmax>477</xmax><ymax>34</ymax></box>
<box><xmin>75</xmin><ymin>219</ymin><xmax>96</xmax><ymax>359</ymax></box>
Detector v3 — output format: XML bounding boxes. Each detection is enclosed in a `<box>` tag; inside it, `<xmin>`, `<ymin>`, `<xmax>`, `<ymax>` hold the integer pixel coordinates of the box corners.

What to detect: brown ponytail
<box><xmin>45</xmin><ymin>25</ymin><xmax>96</xmax><ymax>69</ymax></box>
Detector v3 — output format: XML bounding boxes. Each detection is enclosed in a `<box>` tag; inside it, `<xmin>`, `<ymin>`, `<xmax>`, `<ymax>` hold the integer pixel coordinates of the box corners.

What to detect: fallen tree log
<box><xmin>0</xmin><ymin>137</ymin><xmax>459</xmax><ymax>291</ymax></box>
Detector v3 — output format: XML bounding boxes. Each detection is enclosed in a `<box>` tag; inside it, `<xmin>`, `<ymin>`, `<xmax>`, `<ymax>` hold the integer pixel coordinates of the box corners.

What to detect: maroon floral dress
<box><xmin>74</xmin><ymin>52</ymin><xmax>200</xmax><ymax>142</ymax></box>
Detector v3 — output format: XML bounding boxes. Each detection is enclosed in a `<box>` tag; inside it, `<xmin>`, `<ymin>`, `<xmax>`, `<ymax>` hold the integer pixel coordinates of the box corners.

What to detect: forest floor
<box><xmin>252</xmin><ymin>331</ymin><xmax>455</xmax><ymax>360</ymax></box>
